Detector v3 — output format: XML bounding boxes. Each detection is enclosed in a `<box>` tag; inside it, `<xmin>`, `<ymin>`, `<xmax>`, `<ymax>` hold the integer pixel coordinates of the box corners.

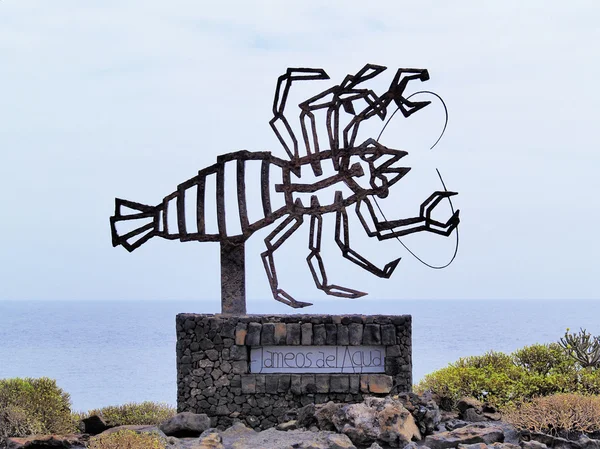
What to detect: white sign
<box><xmin>250</xmin><ymin>345</ymin><xmax>385</xmax><ymax>374</ymax></box>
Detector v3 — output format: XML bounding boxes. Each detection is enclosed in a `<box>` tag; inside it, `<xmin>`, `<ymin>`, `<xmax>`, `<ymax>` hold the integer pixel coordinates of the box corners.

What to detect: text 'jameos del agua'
<box><xmin>250</xmin><ymin>345</ymin><xmax>385</xmax><ymax>374</ymax></box>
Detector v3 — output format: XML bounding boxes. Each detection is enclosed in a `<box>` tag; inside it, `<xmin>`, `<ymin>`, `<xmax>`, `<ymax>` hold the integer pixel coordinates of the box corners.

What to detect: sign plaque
<box><xmin>250</xmin><ymin>345</ymin><xmax>385</xmax><ymax>374</ymax></box>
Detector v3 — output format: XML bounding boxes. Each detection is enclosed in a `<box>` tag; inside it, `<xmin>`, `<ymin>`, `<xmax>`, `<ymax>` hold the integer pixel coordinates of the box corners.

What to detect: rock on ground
<box><xmin>396</xmin><ymin>392</ymin><xmax>442</xmax><ymax>436</ymax></box>
<box><xmin>183</xmin><ymin>422</ymin><xmax>357</xmax><ymax>449</ymax></box>
<box><xmin>4</xmin><ymin>434</ymin><xmax>88</xmax><ymax>449</ymax></box>
<box><xmin>159</xmin><ymin>412</ymin><xmax>212</xmax><ymax>437</ymax></box>
<box><xmin>97</xmin><ymin>424</ymin><xmax>168</xmax><ymax>438</ymax></box>
<box><xmin>79</xmin><ymin>414</ymin><xmax>112</xmax><ymax>435</ymax></box>
<box><xmin>331</xmin><ymin>396</ymin><xmax>421</xmax><ymax>447</ymax></box>
<box><xmin>424</xmin><ymin>423</ymin><xmax>505</xmax><ymax>449</ymax></box>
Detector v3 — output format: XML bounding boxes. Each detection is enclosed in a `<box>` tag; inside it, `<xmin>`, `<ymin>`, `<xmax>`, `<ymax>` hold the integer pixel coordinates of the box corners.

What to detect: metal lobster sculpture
<box><xmin>110</xmin><ymin>64</ymin><xmax>460</xmax><ymax>313</ymax></box>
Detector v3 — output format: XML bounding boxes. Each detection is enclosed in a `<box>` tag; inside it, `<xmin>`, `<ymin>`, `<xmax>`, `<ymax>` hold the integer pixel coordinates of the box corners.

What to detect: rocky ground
<box><xmin>3</xmin><ymin>394</ymin><xmax>599</xmax><ymax>449</ymax></box>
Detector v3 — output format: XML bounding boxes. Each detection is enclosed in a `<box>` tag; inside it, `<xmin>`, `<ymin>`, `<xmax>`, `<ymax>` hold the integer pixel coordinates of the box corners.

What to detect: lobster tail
<box><xmin>110</xmin><ymin>198</ymin><xmax>160</xmax><ymax>252</ymax></box>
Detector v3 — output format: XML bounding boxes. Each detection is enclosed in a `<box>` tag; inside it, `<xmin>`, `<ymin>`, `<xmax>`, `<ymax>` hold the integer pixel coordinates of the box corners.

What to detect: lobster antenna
<box><xmin>374</xmin><ymin>93</ymin><xmax>458</xmax><ymax>269</ymax></box>
<box><xmin>376</xmin><ymin>91</ymin><xmax>448</xmax><ymax>149</ymax></box>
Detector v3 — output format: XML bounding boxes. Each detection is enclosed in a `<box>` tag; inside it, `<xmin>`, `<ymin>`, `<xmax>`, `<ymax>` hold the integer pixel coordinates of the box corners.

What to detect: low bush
<box><xmin>513</xmin><ymin>343</ymin><xmax>573</xmax><ymax>376</ymax></box>
<box><xmin>0</xmin><ymin>377</ymin><xmax>74</xmax><ymax>437</ymax></box>
<box><xmin>83</xmin><ymin>402</ymin><xmax>176</xmax><ymax>426</ymax></box>
<box><xmin>0</xmin><ymin>405</ymin><xmax>44</xmax><ymax>440</ymax></box>
<box><xmin>89</xmin><ymin>429</ymin><xmax>167</xmax><ymax>449</ymax></box>
<box><xmin>415</xmin><ymin>343</ymin><xmax>600</xmax><ymax>410</ymax></box>
<box><xmin>504</xmin><ymin>393</ymin><xmax>600</xmax><ymax>438</ymax></box>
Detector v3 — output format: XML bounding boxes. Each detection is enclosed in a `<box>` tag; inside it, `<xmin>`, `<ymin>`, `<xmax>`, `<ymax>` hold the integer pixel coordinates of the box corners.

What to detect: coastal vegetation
<box><xmin>415</xmin><ymin>329</ymin><xmax>600</xmax><ymax>410</ymax></box>
<box><xmin>0</xmin><ymin>377</ymin><xmax>175</xmax><ymax>440</ymax></box>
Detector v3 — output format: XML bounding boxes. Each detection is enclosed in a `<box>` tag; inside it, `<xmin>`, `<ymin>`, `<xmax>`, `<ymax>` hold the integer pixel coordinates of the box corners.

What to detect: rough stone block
<box><xmin>349</xmin><ymin>375</ymin><xmax>360</xmax><ymax>394</ymax></box>
<box><xmin>290</xmin><ymin>374</ymin><xmax>302</xmax><ymax>395</ymax></box>
<box><xmin>235</xmin><ymin>323</ymin><xmax>247</xmax><ymax>346</ymax></box>
<box><xmin>330</xmin><ymin>375</ymin><xmax>349</xmax><ymax>393</ymax></box>
<box><xmin>241</xmin><ymin>375</ymin><xmax>256</xmax><ymax>394</ymax></box>
<box><xmin>362</xmin><ymin>324</ymin><xmax>381</xmax><ymax>345</ymax></box>
<box><xmin>313</xmin><ymin>324</ymin><xmax>326</xmax><ymax>345</ymax></box>
<box><xmin>381</xmin><ymin>324</ymin><xmax>396</xmax><ymax>345</ymax></box>
<box><xmin>368</xmin><ymin>374</ymin><xmax>393</xmax><ymax>394</ymax></box>
<box><xmin>246</xmin><ymin>322</ymin><xmax>262</xmax><ymax>346</ymax></box>
<box><xmin>255</xmin><ymin>374</ymin><xmax>266</xmax><ymax>394</ymax></box>
<box><xmin>198</xmin><ymin>338</ymin><xmax>214</xmax><ymax>350</ymax></box>
<box><xmin>315</xmin><ymin>374</ymin><xmax>330</xmax><ymax>393</ymax></box>
<box><xmin>277</xmin><ymin>374</ymin><xmax>291</xmax><ymax>392</ymax></box>
<box><xmin>301</xmin><ymin>323</ymin><xmax>313</xmax><ymax>345</ymax></box>
<box><xmin>359</xmin><ymin>375</ymin><xmax>369</xmax><ymax>393</ymax></box>
<box><xmin>286</xmin><ymin>323</ymin><xmax>301</xmax><ymax>345</ymax></box>
<box><xmin>274</xmin><ymin>323</ymin><xmax>287</xmax><ymax>344</ymax></box>
<box><xmin>221</xmin><ymin>320</ymin><xmax>236</xmax><ymax>339</ymax></box>
<box><xmin>385</xmin><ymin>357</ymin><xmax>402</xmax><ymax>376</ymax></box>
<box><xmin>348</xmin><ymin>323</ymin><xmax>363</xmax><ymax>346</ymax></box>
<box><xmin>205</xmin><ymin>349</ymin><xmax>219</xmax><ymax>361</ymax></box>
<box><xmin>337</xmin><ymin>324</ymin><xmax>349</xmax><ymax>345</ymax></box>
<box><xmin>386</xmin><ymin>345</ymin><xmax>402</xmax><ymax>357</ymax></box>
<box><xmin>231</xmin><ymin>361</ymin><xmax>248</xmax><ymax>374</ymax></box>
<box><xmin>230</xmin><ymin>345</ymin><xmax>247</xmax><ymax>361</ymax></box>
<box><xmin>266</xmin><ymin>375</ymin><xmax>279</xmax><ymax>393</ymax></box>
<box><xmin>325</xmin><ymin>324</ymin><xmax>337</xmax><ymax>345</ymax></box>
<box><xmin>301</xmin><ymin>375</ymin><xmax>316</xmax><ymax>394</ymax></box>
<box><xmin>261</xmin><ymin>323</ymin><xmax>276</xmax><ymax>345</ymax></box>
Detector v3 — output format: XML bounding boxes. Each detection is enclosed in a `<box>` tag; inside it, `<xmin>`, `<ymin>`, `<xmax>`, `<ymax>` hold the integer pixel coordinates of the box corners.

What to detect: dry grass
<box><xmin>504</xmin><ymin>393</ymin><xmax>600</xmax><ymax>436</ymax></box>
<box><xmin>81</xmin><ymin>402</ymin><xmax>176</xmax><ymax>427</ymax></box>
<box><xmin>89</xmin><ymin>429</ymin><xmax>167</xmax><ymax>449</ymax></box>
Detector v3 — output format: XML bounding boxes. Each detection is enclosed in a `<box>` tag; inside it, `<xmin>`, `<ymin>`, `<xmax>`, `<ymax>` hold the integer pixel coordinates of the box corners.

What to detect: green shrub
<box><xmin>513</xmin><ymin>343</ymin><xmax>573</xmax><ymax>376</ymax></box>
<box><xmin>0</xmin><ymin>377</ymin><xmax>74</xmax><ymax>437</ymax></box>
<box><xmin>416</xmin><ymin>362</ymin><xmax>530</xmax><ymax>409</ymax></box>
<box><xmin>82</xmin><ymin>402</ymin><xmax>176</xmax><ymax>427</ymax></box>
<box><xmin>504</xmin><ymin>393</ymin><xmax>600</xmax><ymax>438</ymax></box>
<box><xmin>0</xmin><ymin>405</ymin><xmax>44</xmax><ymax>440</ymax></box>
<box><xmin>89</xmin><ymin>429</ymin><xmax>167</xmax><ymax>449</ymax></box>
<box><xmin>454</xmin><ymin>351</ymin><xmax>514</xmax><ymax>371</ymax></box>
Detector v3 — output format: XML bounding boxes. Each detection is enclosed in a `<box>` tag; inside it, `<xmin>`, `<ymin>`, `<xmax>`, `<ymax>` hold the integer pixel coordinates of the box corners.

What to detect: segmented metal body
<box><xmin>157</xmin><ymin>151</ymin><xmax>286</xmax><ymax>244</ymax></box>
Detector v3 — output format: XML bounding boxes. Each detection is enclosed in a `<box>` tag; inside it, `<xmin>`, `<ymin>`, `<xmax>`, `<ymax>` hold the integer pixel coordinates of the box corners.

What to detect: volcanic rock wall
<box><xmin>176</xmin><ymin>314</ymin><xmax>412</xmax><ymax>429</ymax></box>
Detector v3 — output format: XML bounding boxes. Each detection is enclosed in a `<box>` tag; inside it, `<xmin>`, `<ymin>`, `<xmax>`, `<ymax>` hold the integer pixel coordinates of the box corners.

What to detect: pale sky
<box><xmin>1</xmin><ymin>1</ymin><xmax>599</xmax><ymax>312</ymax></box>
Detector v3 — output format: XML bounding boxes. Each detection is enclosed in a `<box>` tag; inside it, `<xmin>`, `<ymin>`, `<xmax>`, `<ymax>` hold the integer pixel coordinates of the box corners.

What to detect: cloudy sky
<box><xmin>1</xmin><ymin>1</ymin><xmax>598</xmax><ymax>312</ymax></box>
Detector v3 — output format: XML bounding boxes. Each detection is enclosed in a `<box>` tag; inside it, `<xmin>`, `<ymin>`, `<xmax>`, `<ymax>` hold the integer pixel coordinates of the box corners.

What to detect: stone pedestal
<box><xmin>176</xmin><ymin>314</ymin><xmax>412</xmax><ymax>430</ymax></box>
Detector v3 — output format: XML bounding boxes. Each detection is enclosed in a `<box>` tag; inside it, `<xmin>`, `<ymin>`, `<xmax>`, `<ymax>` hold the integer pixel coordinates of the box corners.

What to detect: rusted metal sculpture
<box><xmin>110</xmin><ymin>64</ymin><xmax>460</xmax><ymax>314</ymax></box>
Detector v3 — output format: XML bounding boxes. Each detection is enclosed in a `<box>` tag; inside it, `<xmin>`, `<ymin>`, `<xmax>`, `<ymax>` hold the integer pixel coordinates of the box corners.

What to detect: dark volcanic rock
<box><xmin>424</xmin><ymin>423</ymin><xmax>505</xmax><ymax>449</ymax></box>
<box><xmin>80</xmin><ymin>414</ymin><xmax>111</xmax><ymax>435</ymax></box>
<box><xmin>396</xmin><ymin>392</ymin><xmax>442</xmax><ymax>436</ymax></box>
<box><xmin>159</xmin><ymin>411</ymin><xmax>211</xmax><ymax>437</ymax></box>
<box><xmin>5</xmin><ymin>434</ymin><xmax>88</xmax><ymax>449</ymax></box>
<box><xmin>297</xmin><ymin>403</ymin><xmax>317</xmax><ymax>428</ymax></box>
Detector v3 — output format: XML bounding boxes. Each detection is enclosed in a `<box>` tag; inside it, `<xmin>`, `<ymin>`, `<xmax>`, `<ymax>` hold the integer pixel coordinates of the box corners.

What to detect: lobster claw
<box><xmin>382</xmin><ymin>258</ymin><xmax>401</xmax><ymax>279</ymax></box>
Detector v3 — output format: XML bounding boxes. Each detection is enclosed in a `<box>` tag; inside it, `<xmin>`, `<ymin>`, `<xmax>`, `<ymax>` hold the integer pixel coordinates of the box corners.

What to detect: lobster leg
<box><xmin>356</xmin><ymin>193</ymin><xmax>460</xmax><ymax>240</ymax></box>
<box><xmin>334</xmin><ymin>193</ymin><xmax>401</xmax><ymax>279</ymax></box>
<box><xmin>270</xmin><ymin>68</ymin><xmax>330</xmax><ymax>173</ymax></box>
<box><xmin>261</xmin><ymin>214</ymin><xmax>312</xmax><ymax>309</ymax></box>
<box><xmin>306</xmin><ymin>211</ymin><xmax>366</xmax><ymax>298</ymax></box>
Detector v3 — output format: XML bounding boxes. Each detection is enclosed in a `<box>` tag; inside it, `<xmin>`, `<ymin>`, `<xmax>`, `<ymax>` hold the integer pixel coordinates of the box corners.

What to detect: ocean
<box><xmin>0</xmin><ymin>299</ymin><xmax>598</xmax><ymax>412</ymax></box>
